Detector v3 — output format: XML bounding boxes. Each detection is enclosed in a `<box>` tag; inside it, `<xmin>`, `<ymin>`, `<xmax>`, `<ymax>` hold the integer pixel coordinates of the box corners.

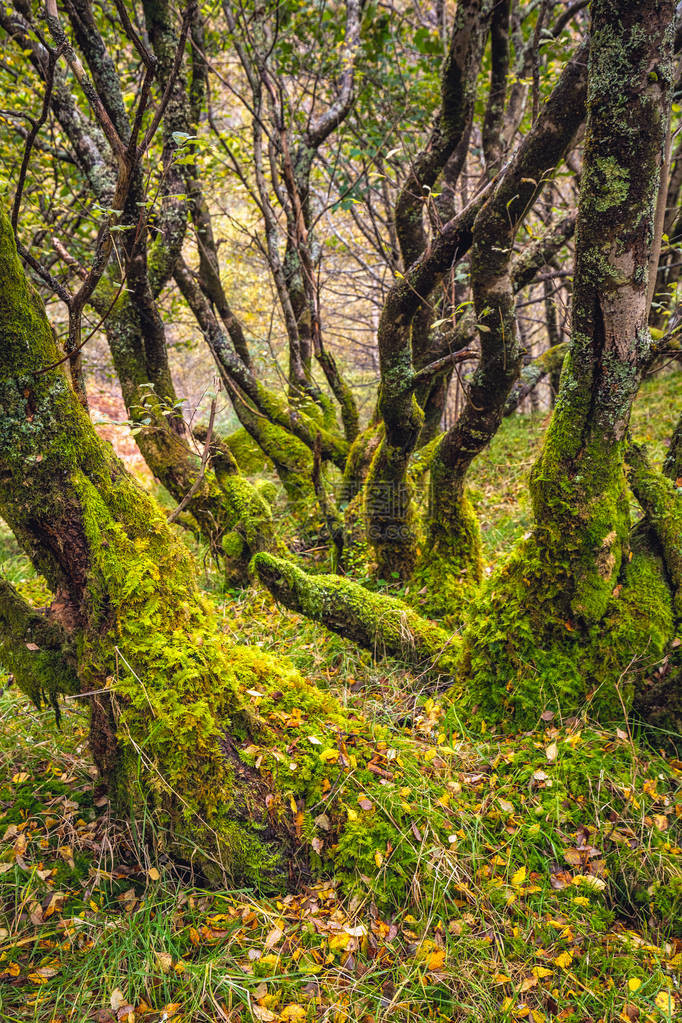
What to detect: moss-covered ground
<box><xmin>0</xmin><ymin>370</ymin><xmax>680</xmax><ymax>1023</ymax></box>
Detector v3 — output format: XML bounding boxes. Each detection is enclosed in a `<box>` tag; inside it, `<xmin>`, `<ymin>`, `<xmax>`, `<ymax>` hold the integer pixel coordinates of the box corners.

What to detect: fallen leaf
<box><xmin>280</xmin><ymin>1004</ymin><xmax>307</xmax><ymax>1021</ymax></box>
<box><xmin>427</xmin><ymin>948</ymin><xmax>445</xmax><ymax>971</ymax></box>
<box><xmin>573</xmin><ymin>874</ymin><xmax>606</xmax><ymax>891</ymax></box>
<box><xmin>511</xmin><ymin>865</ymin><xmax>526</xmax><ymax>887</ymax></box>
<box><xmin>252</xmin><ymin>1007</ymin><xmax>276</xmax><ymax>1023</ymax></box>
<box><xmin>265</xmin><ymin>926</ymin><xmax>283</xmax><ymax>950</ymax></box>
<box><xmin>155</xmin><ymin>952</ymin><xmax>173</xmax><ymax>974</ymax></box>
<box><xmin>110</xmin><ymin>989</ymin><xmax>126</xmax><ymax>1012</ymax></box>
<box><xmin>654</xmin><ymin>991</ymin><xmax>675</xmax><ymax>1015</ymax></box>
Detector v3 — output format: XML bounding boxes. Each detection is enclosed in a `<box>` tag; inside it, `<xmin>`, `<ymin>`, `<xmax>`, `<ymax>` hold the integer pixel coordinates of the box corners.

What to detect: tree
<box><xmin>254</xmin><ymin>0</ymin><xmax>682</xmax><ymax>734</ymax></box>
<box><xmin>0</xmin><ymin>0</ymin><xmax>590</xmax><ymax>590</ymax></box>
<box><xmin>0</xmin><ymin>0</ymin><xmax>680</xmax><ymax>908</ymax></box>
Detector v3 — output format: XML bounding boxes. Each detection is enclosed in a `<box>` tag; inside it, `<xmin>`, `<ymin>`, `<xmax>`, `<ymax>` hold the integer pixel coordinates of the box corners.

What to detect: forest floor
<box><xmin>0</xmin><ymin>371</ymin><xmax>681</xmax><ymax>1023</ymax></box>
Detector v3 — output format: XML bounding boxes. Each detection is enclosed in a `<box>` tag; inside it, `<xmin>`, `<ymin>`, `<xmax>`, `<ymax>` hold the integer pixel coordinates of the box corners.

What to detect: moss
<box><xmin>0</xmin><ymin>578</ymin><xmax>79</xmax><ymax>715</ymax></box>
<box><xmin>224</xmin><ymin>428</ymin><xmax>271</xmax><ymax>475</ymax></box>
<box><xmin>253</xmin><ymin>552</ymin><xmax>460</xmax><ymax>678</ymax></box>
<box><xmin>584</xmin><ymin>155</ymin><xmax>630</xmax><ymax>213</ymax></box>
<box><xmin>412</xmin><ymin>445</ymin><xmax>483</xmax><ymax>624</ymax></box>
<box><xmin>337</xmin><ymin>423</ymin><xmax>382</xmax><ymax>574</ymax></box>
<box><xmin>627</xmin><ymin>442</ymin><xmax>682</xmax><ymax>615</ymax></box>
<box><xmin>456</xmin><ymin>530</ymin><xmax>674</xmax><ymax>730</ymax></box>
<box><xmin>231</xmin><ymin>395</ymin><xmax>318</xmax><ymax>515</ymax></box>
<box><xmin>529</xmin><ymin>366</ymin><xmax>633</xmax><ymax>625</ymax></box>
<box><xmin>215</xmin><ymin>471</ymin><xmax>277</xmax><ymax>583</ymax></box>
<box><xmin>365</xmin><ymin>437</ymin><xmax>420</xmax><ymax>582</ymax></box>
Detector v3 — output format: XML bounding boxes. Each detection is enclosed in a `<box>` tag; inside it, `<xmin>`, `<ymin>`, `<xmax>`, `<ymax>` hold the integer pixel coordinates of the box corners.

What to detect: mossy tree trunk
<box><xmin>0</xmin><ymin>205</ymin><xmax>464</xmax><ymax>899</ymax></box>
<box><xmin>461</xmin><ymin>0</ymin><xmax>681</xmax><ymax>728</ymax></box>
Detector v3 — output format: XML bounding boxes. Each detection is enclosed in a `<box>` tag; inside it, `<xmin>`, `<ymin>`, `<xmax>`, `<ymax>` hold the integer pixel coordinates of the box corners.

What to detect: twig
<box><xmin>12</xmin><ymin>43</ymin><xmax>62</xmax><ymax>233</ymax></box>
<box><xmin>167</xmin><ymin>393</ymin><xmax>218</xmax><ymax>523</ymax></box>
<box><xmin>410</xmin><ymin>348</ymin><xmax>478</xmax><ymax>388</ymax></box>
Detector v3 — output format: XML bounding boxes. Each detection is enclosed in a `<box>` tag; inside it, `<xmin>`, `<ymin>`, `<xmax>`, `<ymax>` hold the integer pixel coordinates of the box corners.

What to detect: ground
<box><xmin>0</xmin><ymin>370</ymin><xmax>680</xmax><ymax>1023</ymax></box>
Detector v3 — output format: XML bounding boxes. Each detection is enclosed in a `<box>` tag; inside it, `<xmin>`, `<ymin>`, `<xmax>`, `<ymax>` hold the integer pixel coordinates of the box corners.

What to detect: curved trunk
<box><xmin>0</xmin><ymin>206</ymin><xmax>462</xmax><ymax>902</ymax></box>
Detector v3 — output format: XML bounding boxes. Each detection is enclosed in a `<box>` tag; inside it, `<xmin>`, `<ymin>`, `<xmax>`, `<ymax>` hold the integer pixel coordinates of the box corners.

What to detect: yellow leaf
<box><xmin>545</xmin><ymin>742</ymin><xmax>558</xmax><ymax>763</ymax></box>
<box><xmin>532</xmin><ymin>966</ymin><xmax>553</xmax><ymax>978</ymax></box>
<box><xmin>573</xmin><ymin>874</ymin><xmax>606</xmax><ymax>891</ymax></box>
<box><xmin>655</xmin><ymin>990</ymin><xmax>675</xmax><ymax>1015</ymax></box>
<box><xmin>319</xmin><ymin>748</ymin><xmax>339</xmax><ymax>762</ymax></box>
<box><xmin>147</xmin><ymin>867</ymin><xmax>160</xmax><ymax>881</ymax></box>
<box><xmin>280</xmin><ymin>1003</ymin><xmax>307</xmax><ymax>1020</ymax></box>
<box><xmin>628</xmin><ymin>977</ymin><xmax>642</xmax><ymax>993</ymax></box>
<box><xmin>374</xmin><ymin>850</ymin><xmax>384</xmax><ymax>868</ymax></box>
<box><xmin>329</xmin><ymin>932</ymin><xmax>350</xmax><ymax>951</ymax></box>
<box><xmin>12</xmin><ymin>772</ymin><xmax>29</xmax><ymax>784</ymax></box>
<box><xmin>427</xmin><ymin>948</ymin><xmax>446</xmax><ymax>971</ymax></box>
<box><xmin>553</xmin><ymin>951</ymin><xmax>573</xmax><ymax>969</ymax></box>
<box><xmin>189</xmin><ymin>926</ymin><xmax>200</xmax><ymax>946</ymax></box>
<box><xmin>511</xmin><ymin>866</ymin><xmax>526</xmax><ymax>888</ymax></box>
<box><xmin>493</xmin><ymin>973</ymin><xmax>511</xmax><ymax>985</ymax></box>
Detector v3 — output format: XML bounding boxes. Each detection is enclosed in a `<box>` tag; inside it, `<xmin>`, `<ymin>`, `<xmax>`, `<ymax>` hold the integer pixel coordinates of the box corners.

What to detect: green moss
<box><xmin>0</xmin><ymin>578</ymin><xmax>78</xmax><ymax>714</ymax></box>
<box><xmin>627</xmin><ymin>442</ymin><xmax>682</xmax><ymax>616</ymax></box>
<box><xmin>253</xmin><ymin>552</ymin><xmax>461</xmax><ymax>677</ymax></box>
<box><xmin>456</xmin><ymin>532</ymin><xmax>674</xmax><ymax>730</ymax></box>
<box><xmin>224</xmin><ymin>428</ymin><xmax>271</xmax><ymax>474</ymax></box>
<box><xmin>412</xmin><ymin>482</ymin><xmax>483</xmax><ymax>625</ymax></box>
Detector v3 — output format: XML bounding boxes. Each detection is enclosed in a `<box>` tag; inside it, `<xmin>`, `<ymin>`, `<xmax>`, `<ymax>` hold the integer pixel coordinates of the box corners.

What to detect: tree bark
<box><xmin>0</xmin><ymin>206</ymin><xmax>463</xmax><ymax>899</ymax></box>
<box><xmin>461</xmin><ymin>0</ymin><xmax>679</xmax><ymax>728</ymax></box>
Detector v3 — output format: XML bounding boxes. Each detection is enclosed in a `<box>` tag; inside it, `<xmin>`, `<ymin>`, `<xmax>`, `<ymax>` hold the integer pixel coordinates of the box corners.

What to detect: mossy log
<box><xmin>253</xmin><ymin>552</ymin><xmax>461</xmax><ymax>678</ymax></box>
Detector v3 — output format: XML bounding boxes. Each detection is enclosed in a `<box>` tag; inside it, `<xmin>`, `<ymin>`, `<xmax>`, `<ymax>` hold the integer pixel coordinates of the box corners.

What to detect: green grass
<box><xmin>0</xmin><ymin>690</ymin><xmax>680</xmax><ymax>1022</ymax></box>
<box><xmin>0</xmin><ymin>369</ymin><xmax>680</xmax><ymax>1022</ymax></box>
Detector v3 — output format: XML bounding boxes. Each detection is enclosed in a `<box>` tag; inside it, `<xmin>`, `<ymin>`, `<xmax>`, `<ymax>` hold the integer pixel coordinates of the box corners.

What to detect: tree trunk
<box><xmin>0</xmin><ymin>207</ymin><xmax>457</xmax><ymax>900</ymax></box>
<box><xmin>460</xmin><ymin>0</ymin><xmax>680</xmax><ymax>727</ymax></box>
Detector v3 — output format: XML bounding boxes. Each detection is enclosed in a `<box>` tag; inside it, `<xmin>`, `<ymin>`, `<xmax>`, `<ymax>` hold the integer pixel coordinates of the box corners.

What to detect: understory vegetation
<box><xmin>1</xmin><ymin>374</ymin><xmax>680</xmax><ymax>1023</ymax></box>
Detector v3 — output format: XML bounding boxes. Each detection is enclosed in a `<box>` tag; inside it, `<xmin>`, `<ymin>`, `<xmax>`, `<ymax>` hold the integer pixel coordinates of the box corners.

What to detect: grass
<box><xmin>0</xmin><ymin>369</ymin><xmax>681</xmax><ymax>1023</ymax></box>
